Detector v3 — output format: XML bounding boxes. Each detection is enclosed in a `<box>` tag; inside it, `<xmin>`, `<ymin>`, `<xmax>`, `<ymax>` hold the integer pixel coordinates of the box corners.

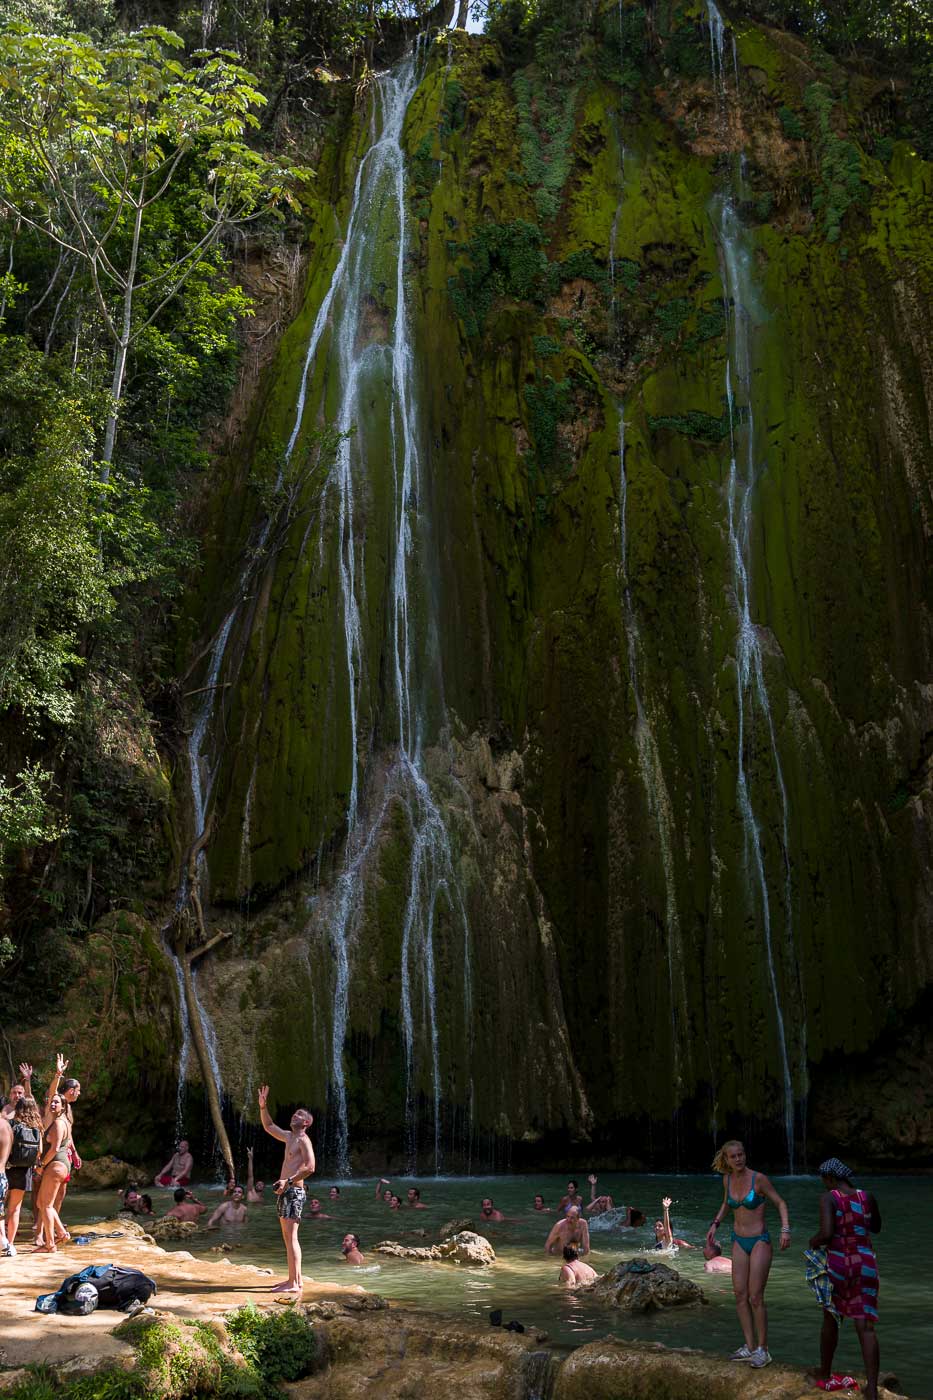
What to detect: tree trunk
<box><xmin>456</xmin><ymin>0</ymin><xmax>469</xmax><ymax>28</ymax></box>
<box><xmin>180</xmin><ymin>951</ymin><xmax>235</xmax><ymax>1181</ymax></box>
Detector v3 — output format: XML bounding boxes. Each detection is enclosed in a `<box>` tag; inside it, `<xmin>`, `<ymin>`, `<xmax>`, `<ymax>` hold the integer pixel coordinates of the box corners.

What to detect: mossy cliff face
<box><xmin>178</xmin><ymin>8</ymin><xmax>933</xmax><ymax>1165</ymax></box>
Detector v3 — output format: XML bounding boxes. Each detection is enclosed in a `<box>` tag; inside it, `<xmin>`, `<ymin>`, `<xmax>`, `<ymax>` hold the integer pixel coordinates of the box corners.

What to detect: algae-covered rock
<box><xmin>148</xmin><ymin>1217</ymin><xmax>200</xmax><ymax>1241</ymax></box>
<box><xmin>80</xmin><ymin>1157</ymin><xmax>151</xmax><ymax>1190</ymax></box>
<box><xmin>437</xmin><ymin>1217</ymin><xmax>475</xmax><ymax>1239</ymax></box>
<box><xmin>373</xmin><ymin>1231</ymin><xmax>495</xmax><ymax>1265</ymax></box>
<box><xmin>590</xmin><ymin>1258</ymin><xmax>706</xmax><ymax>1312</ymax></box>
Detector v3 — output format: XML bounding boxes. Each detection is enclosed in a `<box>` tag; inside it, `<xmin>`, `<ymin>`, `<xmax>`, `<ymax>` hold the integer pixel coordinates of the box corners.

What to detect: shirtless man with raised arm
<box><xmin>258</xmin><ymin>1083</ymin><xmax>315</xmax><ymax>1297</ymax></box>
<box><xmin>246</xmin><ymin>1147</ymin><xmax>265</xmax><ymax>1203</ymax></box>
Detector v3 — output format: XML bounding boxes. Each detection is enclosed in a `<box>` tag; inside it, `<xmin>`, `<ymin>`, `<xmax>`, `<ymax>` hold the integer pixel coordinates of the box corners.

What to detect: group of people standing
<box><xmin>707</xmin><ymin>1139</ymin><xmax>882</xmax><ymax>1397</ymax></box>
<box><xmin>0</xmin><ymin>1054</ymin><xmax>82</xmax><ymax>1257</ymax></box>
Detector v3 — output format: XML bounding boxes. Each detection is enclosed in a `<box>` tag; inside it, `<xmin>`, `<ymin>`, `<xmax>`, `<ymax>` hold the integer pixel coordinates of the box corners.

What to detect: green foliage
<box><xmin>648</xmin><ymin>409</ymin><xmax>730</xmax><ymax>442</ymax></box>
<box><xmin>664</xmin><ymin>21</ymin><xmax>708</xmax><ymax>80</ymax></box>
<box><xmin>523</xmin><ymin>372</ymin><xmax>572</xmax><ymax>471</ymax></box>
<box><xmin>225</xmin><ymin>1304</ymin><xmax>319</xmax><ymax>1385</ymax></box>
<box><xmin>0</xmin><ymin>339</ymin><xmax>112</xmax><ymax>725</ymax></box>
<box><xmin>613</xmin><ymin>257</ymin><xmax>640</xmax><ymax>294</ymax></box>
<box><xmin>448</xmin><ymin>220</ymin><xmax>549</xmax><ymax>334</ymax></box>
<box><xmin>533</xmin><ymin>334</ymin><xmax>561</xmax><ymax>356</ymax></box>
<box><xmin>804</xmin><ymin>82</ymin><xmax>864</xmax><ymax>242</ymax></box>
<box><xmin>513</xmin><ymin>73</ymin><xmax>578</xmax><ymax>220</ymax></box>
<box><xmin>655</xmin><ymin>296</ymin><xmax>691</xmax><ymax>344</ymax></box>
<box><xmin>595</xmin><ymin>4</ymin><xmax>646</xmax><ymax>93</ymax></box>
<box><xmin>683</xmin><ymin>302</ymin><xmax>726</xmax><ymax>353</ymax></box>
<box><xmin>779</xmin><ymin>105</ymin><xmax>805</xmax><ymax>140</ymax></box>
<box><xmin>2</xmin><ymin>1308</ymin><xmax>319</xmax><ymax>1400</ymax></box>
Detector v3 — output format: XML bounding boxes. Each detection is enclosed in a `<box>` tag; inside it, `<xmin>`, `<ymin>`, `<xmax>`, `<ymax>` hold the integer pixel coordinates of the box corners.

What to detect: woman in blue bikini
<box><xmin>706</xmin><ymin>1138</ymin><xmax>790</xmax><ymax>1370</ymax></box>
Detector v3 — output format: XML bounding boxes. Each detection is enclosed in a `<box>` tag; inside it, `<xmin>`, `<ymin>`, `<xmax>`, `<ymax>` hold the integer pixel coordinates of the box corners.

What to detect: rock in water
<box><xmin>437</xmin><ymin>1232</ymin><xmax>496</xmax><ymax>1265</ymax></box>
<box><xmin>148</xmin><ymin>1217</ymin><xmax>200</xmax><ymax>1241</ymax></box>
<box><xmin>373</xmin><ymin>1231</ymin><xmax>495</xmax><ymax>1266</ymax></box>
<box><xmin>79</xmin><ymin>1156</ymin><xmax>151</xmax><ymax>1189</ymax></box>
<box><xmin>438</xmin><ymin>1217</ymin><xmax>475</xmax><ymax>1239</ymax></box>
<box><xmin>590</xmin><ymin>1258</ymin><xmax>706</xmax><ymax>1312</ymax></box>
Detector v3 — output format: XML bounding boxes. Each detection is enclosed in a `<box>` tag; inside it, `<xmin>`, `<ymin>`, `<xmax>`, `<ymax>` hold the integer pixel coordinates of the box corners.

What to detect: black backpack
<box><xmin>8</xmin><ymin>1122</ymin><xmax>40</xmax><ymax>1169</ymax></box>
<box><xmin>57</xmin><ymin>1265</ymin><xmax>157</xmax><ymax>1315</ymax></box>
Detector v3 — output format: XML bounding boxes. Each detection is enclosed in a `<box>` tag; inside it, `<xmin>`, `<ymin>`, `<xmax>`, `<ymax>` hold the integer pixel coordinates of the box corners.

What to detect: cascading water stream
<box><xmin>707</xmin><ymin>0</ymin><xmax>805</xmax><ymax>1168</ymax></box>
<box><xmin>286</xmin><ymin>41</ymin><xmax>470</xmax><ymax>1175</ymax></box>
<box><xmin>610</xmin><ymin>98</ymin><xmax>687</xmax><ymax>1106</ymax></box>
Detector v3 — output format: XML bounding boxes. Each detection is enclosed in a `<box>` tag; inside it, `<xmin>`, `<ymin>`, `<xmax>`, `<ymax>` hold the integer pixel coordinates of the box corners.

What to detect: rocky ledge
<box><xmin>0</xmin><ymin>1221</ymin><xmax>909</xmax><ymax>1399</ymax></box>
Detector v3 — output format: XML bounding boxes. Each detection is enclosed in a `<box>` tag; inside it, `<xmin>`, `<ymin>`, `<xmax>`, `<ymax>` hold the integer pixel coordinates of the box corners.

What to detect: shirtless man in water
<box><xmin>544</xmin><ymin>1205</ymin><xmax>590</xmax><ymax>1256</ymax></box>
<box><xmin>258</xmin><ymin>1084</ymin><xmax>315</xmax><ymax>1296</ymax></box>
<box><xmin>207</xmin><ymin>1185</ymin><xmax>247</xmax><ymax>1228</ymax></box>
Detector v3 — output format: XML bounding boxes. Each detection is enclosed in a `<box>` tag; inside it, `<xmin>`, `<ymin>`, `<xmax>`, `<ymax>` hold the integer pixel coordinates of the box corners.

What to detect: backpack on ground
<box><xmin>37</xmin><ymin>1263</ymin><xmax>157</xmax><ymax>1316</ymax></box>
<box><xmin>92</xmin><ymin>1265</ymin><xmax>158</xmax><ymax>1311</ymax></box>
<box><xmin>8</xmin><ymin>1122</ymin><xmax>40</xmax><ymax>1169</ymax></box>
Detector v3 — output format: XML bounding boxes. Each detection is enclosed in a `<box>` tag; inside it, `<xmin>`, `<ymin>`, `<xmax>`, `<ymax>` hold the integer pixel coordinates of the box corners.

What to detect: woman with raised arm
<box><xmin>43</xmin><ymin>1053</ymin><xmax>81</xmax><ymax>1226</ymax></box>
<box><xmin>33</xmin><ymin>1093</ymin><xmax>70</xmax><ymax>1252</ymax></box>
<box><xmin>707</xmin><ymin>1139</ymin><xmax>790</xmax><ymax>1370</ymax></box>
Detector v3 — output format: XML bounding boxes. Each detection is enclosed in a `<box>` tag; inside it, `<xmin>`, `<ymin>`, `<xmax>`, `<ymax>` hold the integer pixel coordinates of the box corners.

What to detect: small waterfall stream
<box><xmin>286</xmin><ymin>40</ymin><xmax>470</xmax><ymax>1175</ymax></box>
<box><xmin>706</xmin><ymin>0</ymin><xmax>805</xmax><ymax>1168</ymax></box>
<box><xmin>610</xmin><ymin>78</ymin><xmax>687</xmax><ymax>1106</ymax></box>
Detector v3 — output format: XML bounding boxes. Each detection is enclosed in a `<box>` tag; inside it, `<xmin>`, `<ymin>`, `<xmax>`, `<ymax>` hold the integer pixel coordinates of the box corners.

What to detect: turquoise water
<box><xmin>62</xmin><ymin>1173</ymin><xmax>927</xmax><ymax>1396</ymax></box>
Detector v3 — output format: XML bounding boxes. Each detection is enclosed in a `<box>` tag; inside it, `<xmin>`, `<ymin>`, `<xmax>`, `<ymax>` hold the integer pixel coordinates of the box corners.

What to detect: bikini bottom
<box><xmin>732</xmin><ymin>1230</ymin><xmax>771</xmax><ymax>1255</ymax></box>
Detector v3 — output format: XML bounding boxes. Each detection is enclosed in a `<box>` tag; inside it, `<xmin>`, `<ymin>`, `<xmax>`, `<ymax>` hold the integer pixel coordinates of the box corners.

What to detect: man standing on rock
<box><xmin>258</xmin><ymin>1084</ymin><xmax>315</xmax><ymax>1298</ymax></box>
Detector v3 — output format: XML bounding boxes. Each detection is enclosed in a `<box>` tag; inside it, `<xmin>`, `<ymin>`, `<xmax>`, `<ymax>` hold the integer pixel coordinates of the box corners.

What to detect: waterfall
<box><xmin>286</xmin><ymin>41</ymin><xmax>470</xmax><ymax>1175</ymax></box>
<box><xmin>610</xmin><ymin>95</ymin><xmax>687</xmax><ymax>1108</ymax></box>
<box><xmin>617</xmin><ymin>409</ymin><xmax>688</xmax><ymax>1102</ymax></box>
<box><xmin>707</xmin><ymin>0</ymin><xmax>805</xmax><ymax>1168</ymax></box>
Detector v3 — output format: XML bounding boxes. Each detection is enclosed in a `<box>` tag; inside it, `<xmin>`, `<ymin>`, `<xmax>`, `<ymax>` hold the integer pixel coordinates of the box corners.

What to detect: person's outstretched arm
<box><xmin>246</xmin><ymin>1147</ymin><xmax>255</xmax><ymax>1194</ymax></box>
<box><xmin>206</xmin><ymin>1204</ymin><xmax>225</xmax><ymax>1227</ymax></box>
<box><xmin>706</xmin><ymin>1180</ymin><xmax>729</xmax><ymax>1243</ymax></box>
<box><xmin>258</xmin><ymin>1085</ymin><xmax>288</xmax><ymax>1141</ymax></box>
<box><xmin>45</xmin><ymin>1052</ymin><xmax>67</xmax><ymax>1107</ymax></box>
<box><xmin>544</xmin><ymin>1221</ymin><xmax>561</xmax><ymax>1255</ymax></box>
<box><xmin>588</xmin><ymin>1173</ymin><xmax>598</xmax><ymax>1202</ymax></box>
<box><xmin>376</xmin><ymin>1177</ymin><xmax>389</xmax><ymax>1198</ymax></box>
<box><xmin>867</xmin><ymin>1192</ymin><xmax>882</xmax><ymax>1234</ymax></box>
<box><xmin>580</xmin><ymin>1220</ymin><xmax>591</xmax><ymax>1256</ymax></box>
<box><xmin>661</xmin><ymin>1197</ymin><xmax>674</xmax><ymax>1247</ymax></box>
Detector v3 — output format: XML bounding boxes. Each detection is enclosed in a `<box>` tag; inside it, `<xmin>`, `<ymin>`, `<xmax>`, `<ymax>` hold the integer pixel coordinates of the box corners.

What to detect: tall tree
<box><xmin>0</xmin><ymin>25</ymin><xmax>309</xmax><ymax>478</ymax></box>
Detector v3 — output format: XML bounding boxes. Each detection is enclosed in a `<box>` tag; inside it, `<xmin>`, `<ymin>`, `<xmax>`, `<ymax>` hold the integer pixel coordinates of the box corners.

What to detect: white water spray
<box><xmin>285</xmin><ymin>43</ymin><xmax>470</xmax><ymax>1175</ymax></box>
<box><xmin>708</xmin><ymin>0</ymin><xmax>805</xmax><ymax>1168</ymax></box>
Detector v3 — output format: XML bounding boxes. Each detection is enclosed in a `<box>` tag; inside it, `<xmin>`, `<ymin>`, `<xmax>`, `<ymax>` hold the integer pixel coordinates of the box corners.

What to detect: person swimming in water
<box><xmin>703</xmin><ymin>1239</ymin><xmax>733</xmax><ymax>1274</ymax></box>
<box><xmin>585</xmin><ymin>1174</ymin><xmax>614</xmax><ymax>1215</ymax></box>
<box><xmin>544</xmin><ymin>1205</ymin><xmax>590</xmax><ymax>1257</ymax></box>
<box><xmin>707</xmin><ymin>1138</ymin><xmax>790</xmax><ymax>1370</ymax></box>
<box><xmin>653</xmin><ymin>1197</ymin><xmax>694</xmax><ymax>1251</ymax></box>
<box><xmin>559</xmin><ymin>1244</ymin><xmax>596</xmax><ymax>1287</ymax></box>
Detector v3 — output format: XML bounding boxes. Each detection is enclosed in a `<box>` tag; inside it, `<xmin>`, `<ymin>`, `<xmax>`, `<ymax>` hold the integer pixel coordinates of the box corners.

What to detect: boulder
<box><xmin>436</xmin><ymin>1232</ymin><xmax>496</xmax><ymax>1266</ymax></box>
<box><xmin>148</xmin><ymin>1217</ymin><xmax>200</xmax><ymax>1241</ymax></box>
<box><xmin>590</xmin><ymin>1258</ymin><xmax>706</xmax><ymax>1312</ymax></box>
<box><xmin>373</xmin><ymin>1231</ymin><xmax>495</xmax><ymax>1266</ymax></box>
<box><xmin>77</xmin><ymin>1156</ymin><xmax>150</xmax><ymax>1190</ymax></box>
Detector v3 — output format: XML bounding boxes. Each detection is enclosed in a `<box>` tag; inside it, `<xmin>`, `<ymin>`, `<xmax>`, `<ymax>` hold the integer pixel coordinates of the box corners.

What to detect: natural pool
<box><xmin>62</xmin><ymin>1173</ymin><xmax>928</xmax><ymax>1397</ymax></box>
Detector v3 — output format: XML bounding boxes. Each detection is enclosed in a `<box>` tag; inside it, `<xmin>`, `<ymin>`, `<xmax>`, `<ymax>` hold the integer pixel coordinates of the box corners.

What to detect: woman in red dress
<box><xmin>809</xmin><ymin>1157</ymin><xmax>882</xmax><ymax>1398</ymax></box>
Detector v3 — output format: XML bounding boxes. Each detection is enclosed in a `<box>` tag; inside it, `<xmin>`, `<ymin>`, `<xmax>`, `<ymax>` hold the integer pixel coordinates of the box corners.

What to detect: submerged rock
<box><xmin>590</xmin><ymin>1257</ymin><xmax>706</xmax><ymax>1312</ymax></box>
<box><xmin>148</xmin><ymin>1217</ymin><xmax>200</xmax><ymax>1241</ymax></box>
<box><xmin>373</xmin><ymin>1231</ymin><xmax>495</xmax><ymax>1266</ymax></box>
<box><xmin>437</xmin><ymin>1217</ymin><xmax>475</xmax><ymax>1239</ymax></box>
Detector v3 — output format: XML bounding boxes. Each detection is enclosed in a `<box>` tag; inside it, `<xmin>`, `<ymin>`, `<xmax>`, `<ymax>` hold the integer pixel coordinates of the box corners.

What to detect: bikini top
<box><xmin>727</xmin><ymin>1171</ymin><xmax>766</xmax><ymax>1210</ymax></box>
